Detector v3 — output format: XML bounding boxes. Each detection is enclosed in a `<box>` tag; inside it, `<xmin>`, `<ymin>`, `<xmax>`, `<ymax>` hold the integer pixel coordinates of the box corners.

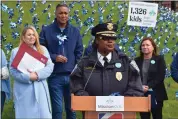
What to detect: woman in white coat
<box><xmin>9</xmin><ymin>26</ymin><xmax>54</xmax><ymax>118</ymax></box>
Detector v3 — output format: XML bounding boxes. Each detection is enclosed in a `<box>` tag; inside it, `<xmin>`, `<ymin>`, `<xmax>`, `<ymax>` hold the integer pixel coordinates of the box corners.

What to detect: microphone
<box><xmin>84</xmin><ymin>55</ymin><xmax>102</xmax><ymax>90</ymax></box>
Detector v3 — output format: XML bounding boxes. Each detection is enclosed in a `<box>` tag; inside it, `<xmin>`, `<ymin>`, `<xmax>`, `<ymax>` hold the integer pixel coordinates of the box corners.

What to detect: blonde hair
<box><xmin>19</xmin><ymin>25</ymin><xmax>44</xmax><ymax>54</ymax></box>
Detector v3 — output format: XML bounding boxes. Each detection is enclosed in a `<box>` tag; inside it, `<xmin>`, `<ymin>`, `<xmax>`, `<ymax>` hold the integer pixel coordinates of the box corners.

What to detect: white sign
<box><xmin>127</xmin><ymin>2</ymin><xmax>158</xmax><ymax>27</ymax></box>
<box><xmin>96</xmin><ymin>96</ymin><xmax>124</xmax><ymax>111</ymax></box>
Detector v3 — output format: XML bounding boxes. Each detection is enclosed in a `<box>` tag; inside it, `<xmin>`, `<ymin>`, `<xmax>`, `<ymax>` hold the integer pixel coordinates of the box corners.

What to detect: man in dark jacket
<box><xmin>171</xmin><ymin>53</ymin><xmax>178</xmax><ymax>83</ymax></box>
<box><xmin>70</xmin><ymin>22</ymin><xmax>143</xmax><ymax>97</ymax></box>
<box><xmin>40</xmin><ymin>4</ymin><xmax>83</xmax><ymax>119</ymax></box>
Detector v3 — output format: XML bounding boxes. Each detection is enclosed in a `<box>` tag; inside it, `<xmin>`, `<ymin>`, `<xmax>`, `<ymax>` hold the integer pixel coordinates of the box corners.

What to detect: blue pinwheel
<box><xmin>16</xmin><ymin>1</ymin><xmax>21</xmax><ymax>8</ymax></box>
<box><xmin>10</xmin><ymin>22</ymin><xmax>17</xmax><ymax>29</ymax></box>
<box><xmin>4</xmin><ymin>42</ymin><xmax>13</xmax><ymax>54</ymax></box>
<box><xmin>17</xmin><ymin>17</ymin><xmax>22</xmax><ymax>25</ymax></box>
<box><xmin>1</xmin><ymin>35</ymin><xmax>7</xmax><ymax>41</ymax></box>
<box><xmin>7</xmin><ymin>8</ymin><xmax>14</xmax><ymax>19</ymax></box>
<box><xmin>165</xmin><ymin>68</ymin><xmax>171</xmax><ymax>78</ymax></box>
<box><xmin>57</xmin><ymin>34</ymin><xmax>68</xmax><ymax>56</ymax></box>
<box><xmin>57</xmin><ymin>34</ymin><xmax>68</xmax><ymax>46</ymax></box>
<box><xmin>42</xmin><ymin>8</ymin><xmax>48</xmax><ymax>13</ymax></box>
<box><xmin>47</xmin><ymin>4</ymin><xmax>51</xmax><ymax>9</ymax></box>
<box><xmin>32</xmin><ymin>14</ymin><xmax>39</xmax><ymax>24</ymax></box>
<box><xmin>11</xmin><ymin>32</ymin><xmax>20</xmax><ymax>39</ymax></box>
<box><xmin>29</xmin><ymin>8</ymin><xmax>35</xmax><ymax>13</ymax></box>
<box><xmin>1</xmin><ymin>4</ymin><xmax>8</xmax><ymax>12</ymax></box>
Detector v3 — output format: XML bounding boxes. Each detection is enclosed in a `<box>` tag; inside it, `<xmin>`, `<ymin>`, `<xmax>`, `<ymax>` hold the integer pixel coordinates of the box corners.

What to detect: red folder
<box><xmin>11</xmin><ymin>42</ymin><xmax>48</xmax><ymax>70</ymax></box>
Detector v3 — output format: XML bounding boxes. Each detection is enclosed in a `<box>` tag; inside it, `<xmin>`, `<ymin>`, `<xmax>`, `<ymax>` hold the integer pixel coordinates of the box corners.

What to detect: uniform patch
<box><xmin>116</xmin><ymin>72</ymin><xmax>122</xmax><ymax>81</ymax></box>
<box><xmin>115</xmin><ymin>63</ymin><xmax>121</xmax><ymax>68</ymax></box>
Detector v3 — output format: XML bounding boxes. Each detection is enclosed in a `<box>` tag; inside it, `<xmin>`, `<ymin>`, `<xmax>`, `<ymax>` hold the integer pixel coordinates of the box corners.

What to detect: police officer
<box><xmin>70</xmin><ymin>22</ymin><xmax>144</xmax><ymax>96</ymax></box>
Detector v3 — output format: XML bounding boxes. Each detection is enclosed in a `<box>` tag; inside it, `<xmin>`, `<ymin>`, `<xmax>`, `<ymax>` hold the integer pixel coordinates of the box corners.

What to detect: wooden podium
<box><xmin>71</xmin><ymin>94</ymin><xmax>151</xmax><ymax>119</ymax></box>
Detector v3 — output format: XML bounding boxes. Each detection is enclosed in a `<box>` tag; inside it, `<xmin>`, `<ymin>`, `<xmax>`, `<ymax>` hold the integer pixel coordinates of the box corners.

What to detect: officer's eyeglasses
<box><xmin>102</xmin><ymin>36</ymin><xmax>117</xmax><ymax>41</ymax></box>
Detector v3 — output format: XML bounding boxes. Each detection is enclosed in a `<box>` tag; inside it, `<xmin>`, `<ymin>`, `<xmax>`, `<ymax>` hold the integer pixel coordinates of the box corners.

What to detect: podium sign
<box><xmin>96</xmin><ymin>96</ymin><xmax>124</xmax><ymax>111</ymax></box>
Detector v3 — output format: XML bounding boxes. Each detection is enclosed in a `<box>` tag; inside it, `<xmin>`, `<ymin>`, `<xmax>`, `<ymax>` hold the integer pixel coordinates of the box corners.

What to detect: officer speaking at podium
<box><xmin>70</xmin><ymin>22</ymin><xmax>144</xmax><ymax>97</ymax></box>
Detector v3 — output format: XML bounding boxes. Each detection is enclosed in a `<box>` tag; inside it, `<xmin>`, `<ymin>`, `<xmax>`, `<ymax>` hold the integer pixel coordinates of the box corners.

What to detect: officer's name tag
<box><xmin>96</xmin><ymin>96</ymin><xmax>124</xmax><ymax>111</ymax></box>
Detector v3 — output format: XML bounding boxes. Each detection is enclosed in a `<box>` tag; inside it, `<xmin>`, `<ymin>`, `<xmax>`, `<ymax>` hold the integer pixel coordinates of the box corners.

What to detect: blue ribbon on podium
<box><xmin>109</xmin><ymin>92</ymin><xmax>121</xmax><ymax>96</ymax></box>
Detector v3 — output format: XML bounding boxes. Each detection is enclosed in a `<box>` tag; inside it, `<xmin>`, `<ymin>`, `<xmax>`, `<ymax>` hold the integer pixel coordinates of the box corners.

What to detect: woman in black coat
<box><xmin>135</xmin><ymin>37</ymin><xmax>168</xmax><ymax>119</ymax></box>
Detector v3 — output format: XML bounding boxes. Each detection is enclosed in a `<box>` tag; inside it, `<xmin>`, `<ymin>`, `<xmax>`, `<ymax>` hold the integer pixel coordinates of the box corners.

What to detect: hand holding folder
<box><xmin>11</xmin><ymin>43</ymin><xmax>48</xmax><ymax>75</ymax></box>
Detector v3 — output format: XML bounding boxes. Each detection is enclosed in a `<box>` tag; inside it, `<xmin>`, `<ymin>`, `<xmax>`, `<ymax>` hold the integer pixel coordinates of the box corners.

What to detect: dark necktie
<box><xmin>103</xmin><ymin>57</ymin><xmax>108</xmax><ymax>67</ymax></box>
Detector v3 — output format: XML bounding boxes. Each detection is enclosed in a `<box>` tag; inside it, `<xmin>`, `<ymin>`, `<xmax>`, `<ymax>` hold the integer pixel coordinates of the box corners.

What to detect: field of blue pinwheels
<box><xmin>1</xmin><ymin>1</ymin><xmax>178</xmax><ymax>119</ymax></box>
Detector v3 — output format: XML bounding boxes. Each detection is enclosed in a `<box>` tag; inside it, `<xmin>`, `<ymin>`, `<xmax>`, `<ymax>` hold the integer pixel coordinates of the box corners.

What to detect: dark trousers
<box><xmin>82</xmin><ymin>111</ymin><xmax>85</xmax><ymax>119</ymax></box>
<box><xmin>1</xmin><ymin>91</ymin><xmax>6</xmax><ymax>113</ymax></box>
<box><xmin>140</xmin><ymin>101</ymin><xmax>163</xmax><ymax>119</ymax></box>
<box><xmin>48</xmin><ymin>74</ymin><xmax>76</xmax><ymax>119</ymax></box>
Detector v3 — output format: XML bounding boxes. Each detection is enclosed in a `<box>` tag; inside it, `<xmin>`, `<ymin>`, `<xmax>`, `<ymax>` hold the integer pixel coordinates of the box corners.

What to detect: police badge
<box><xmin>116</xmin><ymin>72</ymin><xmax>122</xmax><ymax>81</ymax></box>
<box><xmin>107</xmin><ymin>23</ymin><xmax>113</xmax><ymax>30</ymax></box>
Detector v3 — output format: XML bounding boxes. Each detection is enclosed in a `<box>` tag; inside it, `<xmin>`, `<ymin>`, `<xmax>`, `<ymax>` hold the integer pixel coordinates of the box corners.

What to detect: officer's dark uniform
<box><xmin>70</xmin><ymin>22</ymin><xmax>143</xmax><ymax>97</ymax></box>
